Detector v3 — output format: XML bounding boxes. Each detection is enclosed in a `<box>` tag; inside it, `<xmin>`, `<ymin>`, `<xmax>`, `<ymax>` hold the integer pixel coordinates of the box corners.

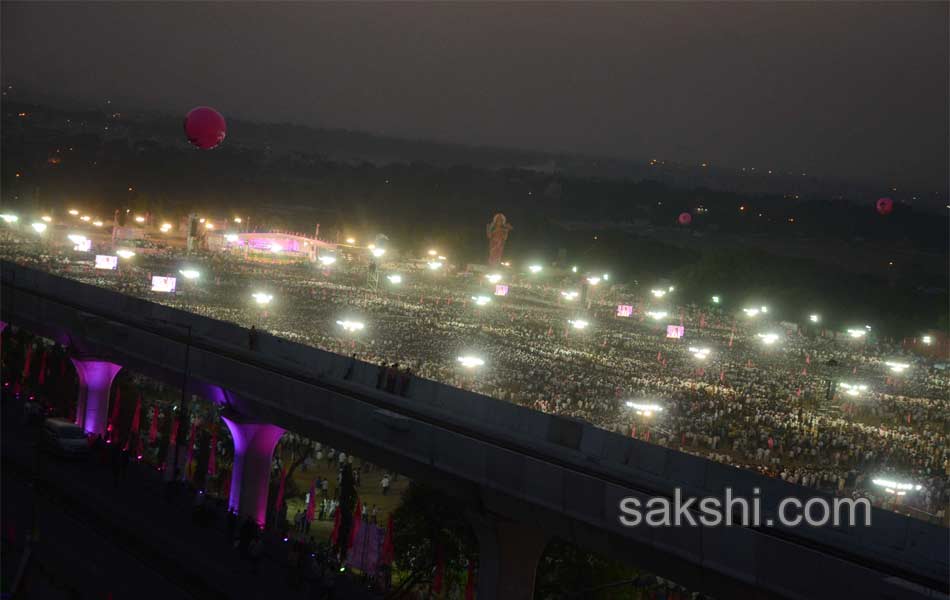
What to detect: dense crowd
<box><xmin>2</xmin><ymin>230</ymin><xmax>947</xmax><ymax>524</ymax></box>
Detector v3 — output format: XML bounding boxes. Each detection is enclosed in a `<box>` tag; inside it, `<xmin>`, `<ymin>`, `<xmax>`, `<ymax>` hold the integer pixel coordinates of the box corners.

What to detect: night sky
<box><xmin>2</xmin><ymin>2</ymin><xmax>948</xmax><ymax>190</ymax></box>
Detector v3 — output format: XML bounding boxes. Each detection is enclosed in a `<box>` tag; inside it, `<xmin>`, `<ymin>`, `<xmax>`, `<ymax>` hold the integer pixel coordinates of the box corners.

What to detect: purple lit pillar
<box><xmin>222</xmin><ymin>413</ymin><xmax>284</xmax><ymax>527</ymax></box>
<box><xmin>70</xmin><ymin>358</ymin><xmax>121</xmax><ymax>436</ymax></box>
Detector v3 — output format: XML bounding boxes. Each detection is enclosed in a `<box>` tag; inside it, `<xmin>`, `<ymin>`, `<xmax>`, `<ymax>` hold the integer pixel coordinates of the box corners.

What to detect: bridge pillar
<box><xmin>70</xmin><ymin>358</ymin><xmax>121</xmax><ymax>436</ymax></box>
<box><xmin>221</xmin><ymin>411</ymin><xmax>285</xmax><ymax>527</ymax></box>
<box><xmin>469</xmin><ymin>515</ymin><xmax>548</xmax><ymax>600</ymax></box>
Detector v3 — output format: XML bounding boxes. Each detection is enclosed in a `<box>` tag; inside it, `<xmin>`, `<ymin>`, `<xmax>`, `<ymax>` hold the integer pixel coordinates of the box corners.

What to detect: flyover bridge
<box><xmin>1</xmin><ymin>261</ymin><xmax>947</xmax><ymax>600</ymax></box>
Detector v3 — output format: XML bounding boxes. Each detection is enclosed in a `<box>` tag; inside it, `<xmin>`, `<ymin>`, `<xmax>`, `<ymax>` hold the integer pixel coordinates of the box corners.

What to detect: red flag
<box><xmin>169</xmin><ymin>418</ymin><xmax>180</xmax><ymax>445</ymax></box>
<box><xmin>432</xmin><ymin>546</ymin><xmax>446</xmax><ymax>594</ymax></box>
<box><xmin>381</xmin><ymin>515</ymin><xmax>395</xmax><ymax>565</ymax></box>
<box><xmin>465</xmin><ymin>561</ymin><xmax>476</xmax><ymax>600</ymax></box>
<box><xmin>306</xmin><ymin>483</ymin><xmax>316</xmax><ymax>523</ymax></box>
<box><xmin>130</xmin><ymin>396</ymin><xmax>142</xmax><ymax>434</ymax></box>
<box><xmin>630</xmin><ymin>423</ymin><xmax>637</xmax><ymax>438</ymax></box>
<box><xmin>805</xmin><ymin>354</ymin><xmax>811</xmax><ymax>365</ymax></box>
<box><xmin>348</xmin><ymin>498</ymin><xmax>362</xmax><ymax>549</ymax></box>
<box><xmin>728</xmin><ymin>334</ymin><xmax>734</xmax><ymax>348</ymax></box>
<box><xmin>108</xmin><ymin>387</ymin><xmax>122</xmax><ymax>440</ymax></box>
<box><xmin>719</xmin><ymin>370</ymin><xmax>725</xmax><ymax>383</ymax></box>
<box><xmin>22</xmin><ymin>345</ymin><xmax>33</xmax><ymax>379</ymax></box>
<box><xmin>681</xmin><ymin>433</ymin><xmax>686</xmax><ymax>446</ymax></box>
<box><xmin>656</xmin><ymin>351</ymin><xmax>662</xmax><ymax>361</ymax></box>
<box><xmin>801</xmin><ymin>367</ymin><xmax>807</xmax><ymax>376</ymax></box>
<box><xmin>38</xmin><ymin>350</ymin><xmax>48</xmax><ymax>385</ymax></box>
<box><xmin>208</xmin><ymin>429</ymin><xmax>217</xmax><ymax>476</ymax></box>
<box><xmin>149</xmin><ymin>407</ymin><xmax>159</xmax><ymax>443</ymax></box>
<box><xmin>274</xmin><ymin>466</ymin><xmax>288</xmax><ymax>513</ymax></box>
<box><xmin>330</xmin><ymin>505</ymin><xmax>342</xmax><ymax>546</ymax></box>
<box><xmin>768</xmin><ymin>437</ymin><xmax>774</xmax><ymax>449</ymax></box>
<box><xmin>645</xmin><ymin>430</ymin><xmax>651</xmax><ymax>442</ymax></box>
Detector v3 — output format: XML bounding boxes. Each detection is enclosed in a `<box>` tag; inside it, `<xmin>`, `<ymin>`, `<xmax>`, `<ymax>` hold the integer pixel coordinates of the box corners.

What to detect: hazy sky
<box><xmin>2</xmin><ymin>2</ymin><xmax>948</xmax><ymax>189</ymax></box>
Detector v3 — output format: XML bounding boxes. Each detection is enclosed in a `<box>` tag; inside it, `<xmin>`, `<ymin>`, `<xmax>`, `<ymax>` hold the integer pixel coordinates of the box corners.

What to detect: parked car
<box><xmin>42</xmin><ymin>418</ymin><xmax>89</xmax><ymax>458</ymax></box>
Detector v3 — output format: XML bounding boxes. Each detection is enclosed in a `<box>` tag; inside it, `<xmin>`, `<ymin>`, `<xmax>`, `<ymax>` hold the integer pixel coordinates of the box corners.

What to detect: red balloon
<box><xmin>876</xmin><ymin>197</ymin><xmax>893</xmax><ymax>215</ymax></box>
<box><xmin>184</xmin><ymin>106</ymin><xmax>226</xmax><ymax>150</ymax></box>
<box><xmin>678</xmin><ymin>212</ymin><xmax>692</xmax><ymax>225</ymax></box>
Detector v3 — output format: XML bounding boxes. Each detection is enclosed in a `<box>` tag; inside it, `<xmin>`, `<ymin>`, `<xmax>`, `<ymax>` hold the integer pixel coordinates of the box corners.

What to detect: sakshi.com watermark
<box><xmin>618</xmin><ymin>488</ymin><xmax>872</xmax><ymax>528</ymax></box>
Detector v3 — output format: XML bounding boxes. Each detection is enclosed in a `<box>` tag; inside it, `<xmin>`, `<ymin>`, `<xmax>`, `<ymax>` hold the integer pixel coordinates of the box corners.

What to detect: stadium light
<box><xmin>646</xmin><ymin>310</ymin><xmax>667</xmax><ymax>320</ymax></box>
<box><xmin>270</xmin><ymin>243</ymin><xmax>283</xmax><ymax>253</ymax></box>
<box><xmin>387</xmin><ymin>274</ymin><xmax>402</xmax><ymax>284</ymax></box>
<box><xmin>134</xmin><ymin>216</ymin><xmax>145</xmax><ymax>223</ymax></box>
<box><xmin>41</xmin><ymin>215</ymin><xmax>52</xmax><ymax>222</ymax></box>
<box><xmin>116</xmin><ymin>249</ymin><xmax>135</xmax><ymax>259</ymax></box>
<box><xmin>569</xmin><ymin>319</ymin><xmax>589</xmax><ymax>330</ymax></box>
<box><xmin>428</xmin><ymin>249</ymin><xmax>438</xmax><ymax>256</ymax></box>
<box><xmin>711</xmin><ymin>295</ymin><xmax>720</xmax><ymax>304</ymax></box>
<box><xmin>93</xmin><ymin>220</ymin><xmax>103</xmax><ymax>227</ymax></box>
<box><xmin>669</xmin><ymin>286</ymin><xmax>675</xmax><ymax>292</ymax></box>
<box><xmin>427</xmin><ymin>261</ymin><xmax>443</xmax><ymax>270</ymax></box>
<box><xmin>31</xmin><ymin>222</ymin><xmax>47</xmax><ymax>233</ymax></box>
<box><xmin>651</xmin><ymin>289</ymin><xmax>666</xmax><ymax>298</ymax></box>
<box><xmin>847</xmin><ymin>328</ymin><xmax>867</xmax><ymax>339</ymax></box>
<box><xmin>179</xmin><ymin>269</ymin><xmax>200</xmax><ymax>280</ymax></box>
<box><xmin>68</xmin><ymin>209</ymin><xmax>79</xmax><ymax>216</ymax></box>
<box><xmin>472</xmin><ymin>295</ymin><xmax>491</xmax><ymax>306</ymax></box>
<box><xmin>336</xmin><ymin>320</ymin><xmax>365</xmax><ymax>333</ymax></box>
<box><xmin>205</xmin><ymin>222</ymin><xmax>214</xmax><ymax>230</ymax></box>
<box><xmin>603</xmin><ymin>273</ymin><xmax>610</xmax><ymax>281</ymax></box>
<box><xmin>67</xmin><ymin>234</ymin><xmax>86</xmax><ymax>245</ymax></box>
<box><xmin>80</xmin><ymin>215</ymin><xmax>91</xmax><ymax>222</ymax></box>
<box><xmin>345</xmin><ymin>237</ymin><xmax>356</xmax><ymax>244</ymax></box>
<box><xmin>839</xmin><ymin>382</ymin><xmax>868</xmax><ymax>397</ymax></box>
<box><xmin>624</xmin><ymin>401</ymin><xmax>664</xmax><ymax>416</ymax></box>
<box><xmin>318</xmin><ymin>255</ymin><xmax>337</xmax><ymax>266</ymax></box>
<box><xmin>529</xmin><ymin>264</ymin><xmax>543</xmax><ymax>274</ymax></box>
<box><xmin>743</xmin><ymin>307</ymin><xmax>761</xmax><ymax>317</ymax></box>
<box><xmin>587</xmin><ymin>276</ymin><xmax>601</xmax><ymax>286</ymax></box>
<box><xmin>233</xmin><ymin>217</ymin><xmax>242</xmax><ymax>224</ymax></box>
<box><xmin>371</xmin><ymin>247</ymin><xmax>386</xmax><ymax>257</ymax></box>
<box><xmin>224</xmin><ymin>233</ymin><xmax>239</xmax><ymax>242</ymax></box>
<box><xmin>810</xmin><ymin>314</ymin><xmax>820</xmax><ymax>323</ymax></box>
<box><xmin>760</xmin><ymin>305</ymin><xmax>768</xmax><ymax>313</ymax></box>
<box><xmin>0</xmin><ymin>214</ymin><xmax>18</xmax><ymax>223</ymax></box>
<box><xmin>161</xmin><ymin>223</ymin><xmax>173</xmax><ymax>233</ymax></box>
<box><xmin>921</xmin><ymin>335</ymin><xmax>932</xmax><ymax>345</ymax></box>
<box><xmin>252</xmin><ymin>292</ymin><xmax>273</xmax><ymax>306</ymax></box>
<box><xmin>757</xmin><ymin>332</ymin><xmax>780</xmax><ymax>345</ymax></box>
<box><xmin>485</xmin><ymin>273</ymin><xmax>502</xmax><ymax>284</ymax></box>
<box><xmin>457</xmin><ymin>355</ymin><xmax>485</xmax><ymax>369</ymax></box>
<box><xmin>571</xmin><ymin>266</ymin><xmax>578</xmax><ymax>273</ymax></box>
<box><xmin>561</xmin><ymin>290</ymin><xmax>579</xmax><ymax>301</ymax></box>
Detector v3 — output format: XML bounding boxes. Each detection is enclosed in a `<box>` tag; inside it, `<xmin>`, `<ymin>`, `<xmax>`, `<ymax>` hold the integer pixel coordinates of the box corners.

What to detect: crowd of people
<box><xmin>2</xmin><ymin>228</ymin><xmax>947</xmax><ymax>525</ymax></box>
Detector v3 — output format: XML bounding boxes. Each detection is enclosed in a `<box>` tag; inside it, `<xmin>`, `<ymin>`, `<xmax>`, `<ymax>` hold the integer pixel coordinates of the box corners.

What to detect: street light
<box><xmin>252</xmin><ymin>292</ymin><xmax>273</xmax><ymax>306</ymax></box>
<box><xmin>625</xmin><ymin>401</ymin><xmax>664</xmax><ymax>417</ymax></box>
<box><xmin>336</xmin><ymin>320</ymin><xmax>365</xmax><ymax>333</ymax></box>
<box><xmin>457</xmin><ymin>355</ymin><xmax>485</xmax><ymax>369</ymax></box>
<box><xmin>839</xmin><ymin>382</ymin><xmax>868</xmax><ymax>397</ymax></box>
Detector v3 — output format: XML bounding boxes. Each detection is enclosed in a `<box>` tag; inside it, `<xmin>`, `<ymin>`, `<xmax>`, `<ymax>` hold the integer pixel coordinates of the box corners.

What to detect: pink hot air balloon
<box><xmin>184</xmin><ymin>107</ymin><xmax>226</xmax><ymax>150</ymax></box>
<box><xmin>678</xmin><ymin>212</ymin><xmax>692</xmax><ymax>225</ymax></box>
<box><xmin>876</xmin><ymin>197</ymin><xmax>893</xmax><ymax>215</ymax></box>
